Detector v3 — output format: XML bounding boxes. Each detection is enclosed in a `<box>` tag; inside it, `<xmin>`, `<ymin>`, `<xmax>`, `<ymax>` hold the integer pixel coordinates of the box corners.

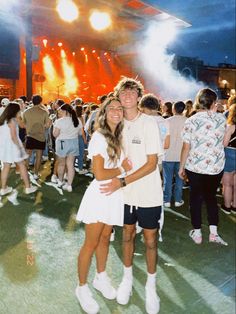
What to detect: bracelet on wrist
<box><xmin>119</xmin><ymin>177</ymin><xmax>127</xmax><ymax>187</ymax></box>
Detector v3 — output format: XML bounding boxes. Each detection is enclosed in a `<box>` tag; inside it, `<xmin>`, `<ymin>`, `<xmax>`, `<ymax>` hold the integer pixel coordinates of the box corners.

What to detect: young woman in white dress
<box><xmin>75</xmin><ymin>97</ymin><xmax>132</xmax><ymax>314</ymax></box>
<box><xmin>0</xmin><ymin>102</ymin><xmax>37</xmax><ymax>195</ymax></box>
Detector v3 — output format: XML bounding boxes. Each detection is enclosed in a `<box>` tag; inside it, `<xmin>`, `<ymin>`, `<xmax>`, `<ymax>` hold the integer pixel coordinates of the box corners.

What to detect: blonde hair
<box><xmin>227</xmin><ymin>103</ymin><xmax>236</xmax><ymax>125</ymax></box>
<box><xmin>95</xmin><ymin>97</ymin><xmax>124</xmax><ymax>164</ymax></box>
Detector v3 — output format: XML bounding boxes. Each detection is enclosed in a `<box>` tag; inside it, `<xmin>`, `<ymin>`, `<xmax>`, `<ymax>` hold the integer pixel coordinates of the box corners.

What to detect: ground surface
<box><xmin>0</xmin><ymin>162</ymin><xmax>235</xmax><ymax>314</ymax></box>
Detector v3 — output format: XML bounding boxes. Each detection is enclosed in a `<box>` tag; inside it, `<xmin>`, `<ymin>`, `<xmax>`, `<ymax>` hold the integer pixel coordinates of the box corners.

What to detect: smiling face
<box><xmin>118</xmin><ymin>88</ymin><xmax>140</xmax><ymax>110</ymax></box>
<box><xmin>106</xmin><ymin>100</ymin><xmax>123</xmax><ymax>130</ymax></box>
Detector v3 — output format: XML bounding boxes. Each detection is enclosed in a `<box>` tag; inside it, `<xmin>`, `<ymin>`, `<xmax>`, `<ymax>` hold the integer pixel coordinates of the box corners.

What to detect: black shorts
<box><xmin>25</xmin><ymin>136</ymin><xmax>45</xmax><ymax>150</ymax></box>
<box><xmin>124</xmin><ymin>204</ymin><xmax>162</xmax><ymax>229</ymax></box>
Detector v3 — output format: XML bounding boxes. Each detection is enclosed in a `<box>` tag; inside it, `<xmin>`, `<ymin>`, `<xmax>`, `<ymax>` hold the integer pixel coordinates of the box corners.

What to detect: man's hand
<box><xmin>99</xmin><ymin>177</ymin><xmax>121</xmax><ymax>195</ymax></box>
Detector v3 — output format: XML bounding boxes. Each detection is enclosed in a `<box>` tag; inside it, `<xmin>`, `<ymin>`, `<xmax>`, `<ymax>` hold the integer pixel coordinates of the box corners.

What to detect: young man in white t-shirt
<box><xmin>100</xmin><ymin>77</ymin><xmax>163</xmax><ymax>314</ymax></box>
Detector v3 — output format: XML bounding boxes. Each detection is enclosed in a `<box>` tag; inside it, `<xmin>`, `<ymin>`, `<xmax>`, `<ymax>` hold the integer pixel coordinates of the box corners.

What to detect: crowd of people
<box><xmin>0</xmin><ymin>77</ymin><xmax>235</xmax><ymax>314</ymax></box>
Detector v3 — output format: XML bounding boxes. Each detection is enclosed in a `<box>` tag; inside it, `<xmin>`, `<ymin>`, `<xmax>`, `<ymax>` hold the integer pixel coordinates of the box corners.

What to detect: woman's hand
<box><xmin>178</xmin><ymin>166</ymin><xmax>186</xmax><ymax>180</ymax></box>
<box><xmin>121</xmin><ymin>158</ymin><xmax>132</xmax><ymax>172</ymax></box>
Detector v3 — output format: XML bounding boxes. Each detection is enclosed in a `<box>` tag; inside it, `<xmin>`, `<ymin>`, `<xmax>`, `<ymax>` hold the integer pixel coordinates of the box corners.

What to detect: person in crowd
<box><xmin>100</xmin><ymin>78</ymin><xmax>163</xmax><ymax>314</ymax></box>
<box><xmin>53</xmin><ymin>103</ymin><xmax>79</xmax><ymax>192</ymax></box>
<box><xmin>23</xmin><ymin>95</ymin><xmax>50</xmax><ymax>179</ymax></box>
<box><xmin>163</xmin><ymin>101</ymin><xmax>187</xmax><ymax>208</ymax></box>
<box><xmin>139</xmin><ymin>93</ymin><xmax>170</xmax><ymax>152</ymax></box>
<box><xmin>162</xmin><ymin>101</ymin><xmax>173</xmax><ymax>119</ymax></box>
<box><xmin>75</xmin><ymin>97</ymin><xmax>132</xmax><ymax>314</ymax></box>
<box><xmin>184</xmin><ymin>99</ymin><xmax>193</xmax><ymax>117</ymax></box>
<box><xmin>179</xmin><ymin>88</ymin><xmax>228</xmax><ymax>246</ymax></box>
<box><xmin>75</xmin><ymin>105</ymin><xmax>88</xmax><ymax>174</ymax></box>
<box><xmin>84</xmin><ymin>103</ymin><xmax>100</xmax><ymax>138</ymax></box>
<box><xmin>0</xmin><ymin>98</ymin><xmax>10</xmax><ymax>116</ymax></box>
<box><xmin>224</xmin><ymin>95</ymin><xmax>236</xmax><ymax>118</ymax></box>
<box><xmin>221</xmin><ymin>103</ymin><xmax>236</xmax><ymax>214</ymax></box>
<box><xmin>50</xmin><ymin>99</ymin><xmax>64</xmax><ymax>183</ymax></box>
<box><xmin>0</xmin><ymin>102</ymin><xmax>37</xmax><ymax>195</ymax></box>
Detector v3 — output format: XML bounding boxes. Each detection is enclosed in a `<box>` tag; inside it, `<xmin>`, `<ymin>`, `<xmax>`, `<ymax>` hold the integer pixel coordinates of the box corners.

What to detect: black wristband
<box><xmin>119</xmin><ymin>177</ymin><xmax>126</xmax><ymax>187</ymax></box>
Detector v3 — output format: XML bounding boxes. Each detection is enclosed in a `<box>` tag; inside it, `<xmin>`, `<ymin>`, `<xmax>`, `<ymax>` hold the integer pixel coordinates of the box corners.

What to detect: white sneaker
<box><xmin>75</xmin><ymin>284</ymin><xmax>99</xmax><ymax>314</ymax></box>
<box><xmin>33</xmin><ymin>174</ymin><xmax>39</xmax><ymax>180</ymax></box>
<box><xmin>164</xmin><ymin>202</ymin><xmax>171</xmax><ymax>208</ymax></box>
<box><xmin>79</xmin><ymin>169</ymin><xmax>88</xmax><ymax>175</ymax></box>
<box><xmin>62</xmin><ymin>183</ymin><xmax>72</xmax><ymax>192</ymax></box>
<box><xmin>116</xmin><ymin>277</ymin><xmax>132</xmax><ymax>305</ymax></box>
<box><xmin>42</xmin><ymin>156</ymin><xmax>48</xmax><ymax>161</ymax></box>
<box><xmin>51</xmin><ymin>174</ymin><xmax>58</xmax><ymax>184</ymax></box>
<box><xmin>57</xmin><ymin>180</ymin><xmax>64</xmax><ymax>188</ymax></box>
<box><xmin>209</xmin><ymin>234</ymin><xmax>228</xmax><ymax>246</ymax></box>
<box><xmin>7</xmin><ymin>190</ymin><xmax>19</xmax><ymax>206</ymax></box>
<box><xmin>145</xmin><ymin>285</ymin><xmax>160</xmax><ymax>314</ymax></box>
<box><xmin>93</xmin><ymin>272</ymin><xmax>116</xmax><ymax>299</ymax></box>
<box><xmin>189</xmin><ymin>230</ymin><xmax>202</xmax><ymax>244</ymax></box>
<box><xmin>175</xmin><ymin>200</ymin><xmax>184</xmax><ymax>207</ymax></box>
<box><xmin>110</xmin><ymin>229</ymin><xmax>115</xmax><ymax>242</ymax></box>
<box><xmin>0</xmin><ymin>186</ymin><xmax>13</xmax><ymax>196</ymax></box>
<box><xmin>25</xmin><ymin>186</ymin><xmax>38</xmax><ymax>194</ymax></box>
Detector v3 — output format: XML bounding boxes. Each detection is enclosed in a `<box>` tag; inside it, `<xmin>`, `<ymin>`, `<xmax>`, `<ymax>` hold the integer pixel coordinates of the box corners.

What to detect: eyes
<box><xmin>119</xmin><ymin>89</ymin><xmax>138</xmax><ymax>97</ymax></box>
<box><xmin>107</xmin><ymin>106</ymin><xmax>123</xmax><ymax>112</ymax></box>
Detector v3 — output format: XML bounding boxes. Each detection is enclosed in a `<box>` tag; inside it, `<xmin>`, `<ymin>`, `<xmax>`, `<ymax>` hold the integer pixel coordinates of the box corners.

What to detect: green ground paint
<box><xmin>0</xmin><ymin>165</ymin><xmax>235</xmax><ymax>313</ymax></box>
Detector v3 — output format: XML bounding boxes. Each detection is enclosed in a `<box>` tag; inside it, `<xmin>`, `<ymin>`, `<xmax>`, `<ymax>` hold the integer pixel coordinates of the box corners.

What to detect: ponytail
<box><xmin>71</xmin><ymin>108</ymin><xmax>79</xmax><ymax>127</ymax></box>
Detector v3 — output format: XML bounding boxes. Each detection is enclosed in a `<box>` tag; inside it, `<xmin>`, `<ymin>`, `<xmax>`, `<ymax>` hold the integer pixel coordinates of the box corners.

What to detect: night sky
<box><xmin>147</xmin><ymin>0</ymin><xmax>236</xmax><ymax>66</ymax></box>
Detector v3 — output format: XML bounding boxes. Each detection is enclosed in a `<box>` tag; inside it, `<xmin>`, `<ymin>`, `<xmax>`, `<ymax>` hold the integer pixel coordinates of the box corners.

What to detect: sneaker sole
<box><xmin>220</xmin><ymin>208</ymin><xmax>231</xmax><ymax>215</ymax></box>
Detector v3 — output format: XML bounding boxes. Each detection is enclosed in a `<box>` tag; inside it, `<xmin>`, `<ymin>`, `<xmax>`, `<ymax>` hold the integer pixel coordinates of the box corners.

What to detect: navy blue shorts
<box><xmin>124</xmin><ymin>204</ymin><xmax>162</xmax><ymax>229</ymax></box>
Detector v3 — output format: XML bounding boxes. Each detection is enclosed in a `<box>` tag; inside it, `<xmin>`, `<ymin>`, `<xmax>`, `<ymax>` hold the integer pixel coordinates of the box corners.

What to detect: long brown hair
<box><xmin>0</xmin><ymin>102</ymin><xmax>20</xmax><ymax>126</ymax></box>
<box><xmin>95</xmin><ymin>97</ymin><xmax>124</xmax><ymax>164</ymax></box>
<box><xmin>227</xmin><ymin>103</ymin><xmax>236</xmax><ymax>125</ymax></box>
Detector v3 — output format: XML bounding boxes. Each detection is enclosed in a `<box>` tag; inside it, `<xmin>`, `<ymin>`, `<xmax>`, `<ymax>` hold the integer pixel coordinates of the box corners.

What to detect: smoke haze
<box><xmin>135</xmin><ymin>22</ymin><xmax>205</xmax><ymax>102</ymax></box>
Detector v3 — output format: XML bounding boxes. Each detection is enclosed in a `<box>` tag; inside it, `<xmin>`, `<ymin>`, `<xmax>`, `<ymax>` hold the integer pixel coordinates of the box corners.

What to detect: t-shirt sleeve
<box><xmin>88</xmin><ymin>131</ymin><xmax>107</xmax><ymax>160</ymax></box>
<box><xmin>182</xmin><ymin>119</ymin><xmax>192</xmax><ymax>144</ymax></box>
<box><xmin>145</xmin><ymin>118</ymin><xmax>163</xmax><ymax>156</ymax></box>
<box><xmin>53</xmin><ymin>119</ymin><xmax>61</xmax><ymax>129</ymax></box>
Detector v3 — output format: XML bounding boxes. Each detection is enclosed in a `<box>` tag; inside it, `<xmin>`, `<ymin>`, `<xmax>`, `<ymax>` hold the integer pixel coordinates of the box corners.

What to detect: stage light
<box><xmin>85</xmin><ymin>54</ymin><xmax>88</xmax><ymax>63</ymax></box>
<box><xmin>89</xmin><ymin>11</ymin><xmax>111</xmax><ymax>31</ymax></box>
<box><xmin>92</xmin><ymin>50</ymin><xmax>96</xmax><ymax>53</ymax></box>
<box><xmin>108</xmin><ymin>59</ymin><xmax>111</xmax><ymax>62</ymax></box>
<box><xmin>43</xmin><ymin>55</ymin><xmax>56</xmax><ymax>81</ymax></box>
<box><xmin>61</xmin><ymin>49</ymin><xmax>66</xmax><ymax>58</ymax></box>
<box><xmin>43</xmin><ymin>39</ymin><xmax>48</xmax><ymax>47</ymax></box>
<box><xmin>58</xmin><ymin>42</ymin><xmax>63</xmax><ymax>47</ymax></box>
<box><xmin>104</xmin><ymin>52</ymin><xmax>107</xmax><ymax>56</ymax></box>
<box><xmin>72</xmin><ymin>52</ymin><xmax>75</xmax><ymax>56</ymax></box>
<box><xmin>56</xmin><ymin>0</ymin><xmax>79</xmax><ymax>23</ymax></box>
<box><xmin>97</xmin><ymin>56</ymin><xmax>100</xmax><ymax>60</ymax></box>
<box><xmin>80</xmin><ymin>47</ymin><xmax>85</xmax><ymax>51</ymax></box>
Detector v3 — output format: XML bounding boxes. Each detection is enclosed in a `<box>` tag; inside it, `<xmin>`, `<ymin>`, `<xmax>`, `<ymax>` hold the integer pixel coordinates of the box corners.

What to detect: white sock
<box><xmin>194</xmin><ymin>229</ymin><xmax>202</xmax><ymax>236</ymax></box>
<box><xmin>123</xmin><ymin>265</ymin><xmax>133</xmax><ymax>280</ymax></box>
<box><xmin>209</xmin><ymin>225</ymin><xmax>218</xmax><ymax>235</ymax></box>
<box><xmin>146</xmin><ymin>272</ymin><xmax>156</xmax><ymax>287</ymax></box>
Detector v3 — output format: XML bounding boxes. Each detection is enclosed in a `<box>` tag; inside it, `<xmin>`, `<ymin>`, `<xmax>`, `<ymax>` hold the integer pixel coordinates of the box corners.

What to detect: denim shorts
<box><xmin>124</xmin><ymin>204</ymin><xmax>162</xmax><ymax>229</ymax></box>
<box><xmin>224</xmin><ymin>147</ymin><xmax>236</xmax><ymax>172</ymax></box>
<box><xmin>55</xmin><ymin>138</ymin><xmax>79</xmax><ymax>157</ymax></box>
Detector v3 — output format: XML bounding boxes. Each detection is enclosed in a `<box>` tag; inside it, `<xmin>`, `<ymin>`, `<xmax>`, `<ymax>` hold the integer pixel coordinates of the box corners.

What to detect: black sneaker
<box><xmin>220</xmin><ymin>205</ymin><xmax>231</xmax><ymax>215</ymax></box>
<box><xmin>231</xmin><ymin>207</ymin><xmax>236</xmax><ymax>215</ymax></box>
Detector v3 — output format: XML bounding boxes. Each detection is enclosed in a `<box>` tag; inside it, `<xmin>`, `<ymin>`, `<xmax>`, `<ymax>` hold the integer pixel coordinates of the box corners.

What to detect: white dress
<box><xmin>76</xmin><ymin>131</ymin><xmax>124</xmax><ymax>226</ymax></box>
<box><xmin>0</xmin><ymin>119</ymin><xmax>28</xmax><ymax>163</ymax></box>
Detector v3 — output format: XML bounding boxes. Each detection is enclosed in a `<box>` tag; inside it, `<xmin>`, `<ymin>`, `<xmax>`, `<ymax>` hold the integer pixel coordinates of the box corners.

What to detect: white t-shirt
<box><xmin>123</xmin><ymin>113</ymin><xmax>163</xmax><ymax>207</ymax></box>
<box><xmin>165</xmin><ymin>115</ymin><xmax>187</xmax><ymax>162</ymax></box>
<box><xmin>54</xmin><ymin>117</ymin><xmax>79</xmax><ymax>140</ymax></box>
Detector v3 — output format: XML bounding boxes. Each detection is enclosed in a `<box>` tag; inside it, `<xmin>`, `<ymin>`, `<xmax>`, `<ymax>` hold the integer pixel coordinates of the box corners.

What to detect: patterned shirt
<box><xmin>182</xmin><ymin>111</ymin><xmax>226</xmax><ymax>175</ymax></box>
